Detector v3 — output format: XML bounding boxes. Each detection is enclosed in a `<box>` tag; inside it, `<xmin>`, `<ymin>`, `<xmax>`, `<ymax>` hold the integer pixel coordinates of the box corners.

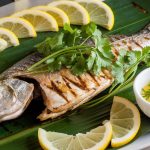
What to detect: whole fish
<box><xmin>0</xmin><ymin>24</ymin><xmax>150</xmax><ymax>122</ymax></box>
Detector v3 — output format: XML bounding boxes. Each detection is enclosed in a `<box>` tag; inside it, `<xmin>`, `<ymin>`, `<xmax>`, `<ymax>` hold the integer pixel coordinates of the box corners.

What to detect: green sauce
<box><xmin>142</xmin><ymin>83</ymin><xmax>150</xmax><ymax>102</ymax></box>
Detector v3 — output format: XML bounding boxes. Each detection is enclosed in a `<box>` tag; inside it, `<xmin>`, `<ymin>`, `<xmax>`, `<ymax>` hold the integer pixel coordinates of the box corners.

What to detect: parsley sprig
<box><xmin>27</xmin><ymin>23</ymin><xmax>150</xmax><ymax>107</ymax></box>
<box><xmin>28</xmin><ymin>23</ymin><xmax>142</xmax><ymax>85</ymax></box>
<box><xmin>28</xmin><ymin>23</ymin><xmax>113</xmax><ymax>76</ymax></box>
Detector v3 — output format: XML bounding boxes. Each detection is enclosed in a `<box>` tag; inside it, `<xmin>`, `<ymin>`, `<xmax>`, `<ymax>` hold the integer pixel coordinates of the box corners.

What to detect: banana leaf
<box><xmin>0</xmin><ymin>0</ymin><xmax>150</xmax><ymax>149</ymax></box>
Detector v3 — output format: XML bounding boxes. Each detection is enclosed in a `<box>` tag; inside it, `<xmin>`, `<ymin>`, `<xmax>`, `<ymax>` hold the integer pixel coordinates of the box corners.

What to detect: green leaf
<box><xmin>143</xmin><ymin>46</ymin><xmax>150</xmax><ymax>66</ymax></box>
<box><xmin>36</xmin><ymin>32</ymin><xmax>64</xmax><ymax>56</ymax></box>
<box><xmin>71</xmin><ymin>55</ymin><xmax>86</xmax><ymax>76</ymax></box>
<box><xmin>100</xmin><ymin>38</ymin><xmax>114</xmax><ymax>59</ymax></box>
<box><xmin>112</xmin><ymin>63</ymin><xmax>124</xmax><ymax>84</ymax></box>
<box><xmin>81</xmin><ymin>22</ymin><xmax>97</xmax><ymax>37</ymax></box>
<box><xmin>92</xmin><ymin>53</ymin><xmax>102</xmax><ymax>75</ymax></box>
<box><xmin>63</xmin><ymin>24</ymin><xmax>81</xmax><ymax>46</ymax></box>
<box><xmin>63</xmin><ymin>23</ymin><xmax>74</xmax><ymax>33</ymax></box>
<box><xmin>86</xmin><ymin>51</ymin><xmax>96</xmax><ymax>70</ymax></box>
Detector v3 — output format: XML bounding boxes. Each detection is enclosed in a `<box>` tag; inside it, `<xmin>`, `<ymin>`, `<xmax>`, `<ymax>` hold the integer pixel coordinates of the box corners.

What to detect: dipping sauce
<box><xmin>142</xmin><ymin>83</ymin><xmax>150</xmax><ymax>102</ymax></box>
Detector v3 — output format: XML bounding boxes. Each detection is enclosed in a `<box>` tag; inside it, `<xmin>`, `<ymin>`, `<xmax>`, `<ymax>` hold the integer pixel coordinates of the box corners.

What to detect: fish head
<box><xmin>0</xmin><ymin>78</ymin><xmax>34</xmax><ymax>122</ymax></box>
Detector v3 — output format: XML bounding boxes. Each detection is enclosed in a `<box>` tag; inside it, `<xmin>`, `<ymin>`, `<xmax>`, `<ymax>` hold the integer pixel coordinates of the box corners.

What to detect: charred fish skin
<box><xmin>36</xmin><ymin>69</ymin><xmax>113</xmax><ymax>121</ymax></box>
<box><xmin>112</xmin><ymin>33</ymin><xmax>150</xmax><ymax>54</ymax></box>
<box><xmin>112</xmin><ymin>23</ymin><xmax>150</xmax><ymax>52</ymax></box>
<box><xmin>0</xmin><ymin>24</ymin><xmax>150</xmax><ymax>122</ymax></box>
<box><xmin>0</xmin><ymin>78</ymin><xmax>34</xmax><ymax>122</ymax></box>
<box><xmin>0</xmin><ymin>53</ymin><xmax>42</xmax><ymax>80</ymax></box>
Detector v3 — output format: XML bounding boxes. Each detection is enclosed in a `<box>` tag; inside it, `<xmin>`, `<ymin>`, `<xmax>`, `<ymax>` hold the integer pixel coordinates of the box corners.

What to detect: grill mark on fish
<box><xmin>40</xmin><ymin>84</ymin><xmax>68</xmax><ymax>112</ymax></box>
<box><xmin>61</xmin><ymin>74</ymin><xmax>86</xmax><ymax>90</ymax></box>
<box><xmin>127</xmin><ymin>45</ymin><xmax>132</xmax><ymax>51</ymax></box>
<box><xmin>133</xmin><ymin>41</ymin><xmax>143</xmax><ymax>49</ymax></box>
<box><xmin>144</xmin><ymin>37</ymin><xmax>149</xmax><ymax>40</ymax></box>
<box><xmin>51</xmin><ymin>81</ymin><xmax>69</xmax><ymax>103</ymax></box>
<box><xmin>79</xmin><ymin>74</ymin><xmax>96</xmax><ymax>90</ymax></box>
<box><xmin>56</xmin><ymin>79</ymin><xmax>76</xmax><ymax>101</ymax></box>
<box><xmin>88</xmin><ymin>73</ymin><xmax>100</xmax><ymax>86</ymax></box>
<box><xmin>63</xmin><ymin>78</ymin><xmax>78</xmax><ymax>97</ymax></box>
<box><xmin>78</xmin><ymin>76</ymin><xmax>89</xmax><ymax>90</ymax></box>
<box><xmin>109</xmin><ymin>35</ymin><xmax>128</xmax><ymax>42</ymax></box>
<box><xmin>62</xmin><ymin>77</ymin><xmax>90</xmax><ymax>102</ymax></box>
<box><xmin>84</xmin><ymin>73</ymin><xmax>100</xmax><ymax>88</ymax></box>
<box><xmin>112</xmin><ymin>33</ymin><xmax>150</xmax><ymax>51</ymax></box>
<box><xmin>102</xmin><ymin>70</ymin><xmax>112</xmax><ymax>79</ymax></box>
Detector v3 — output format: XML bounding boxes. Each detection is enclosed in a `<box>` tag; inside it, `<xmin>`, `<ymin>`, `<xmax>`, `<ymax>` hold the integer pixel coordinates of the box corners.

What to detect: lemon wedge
<box><xmin>76</xmin><ymin>0</ymin><xmax>114</xmax><ymax>30</ymax></box>
<box><xmin>31</xmin><ymin>6</ymin><xmax>70</xmax><ymax>27</ymax></box>
<box><xmin>48</xmin><ymin>0</ymin><xmax>90</xmax><ymax>25</ymax></box>
<box><xmin>38</xmin><ymin>121</ymin><xmax>112</xmax><ymax>150</ymax></box>
<box><xmin>13</xmin><ymin>9</ymin><xmax>58</xmax><ymax>32</ymax></box>
<box><xmin>110</xmin><ymin>96</ymin><xmax>141</xmax><ymax>147</ymax></box>
<box><xmin>0</xmin><ymin>27</ymin><xmax>19</xmax><ymax>48</ymax></box>
<box><xmin>0</xmin><ymin>38</ymin><xmax>8</xmax><ymax>52</ymax></box>
<box><xmin>0</xmin><ymin>17</ymin><xmax>36</xmax><ymax>38</ymax></box>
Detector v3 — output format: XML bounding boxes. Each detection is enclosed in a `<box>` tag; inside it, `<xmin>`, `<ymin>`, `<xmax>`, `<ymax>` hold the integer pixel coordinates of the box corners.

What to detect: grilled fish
<box><xmin>0</xmin><ymin>24</ymin><xmax>150</xmax><ymax>122</ymax></box>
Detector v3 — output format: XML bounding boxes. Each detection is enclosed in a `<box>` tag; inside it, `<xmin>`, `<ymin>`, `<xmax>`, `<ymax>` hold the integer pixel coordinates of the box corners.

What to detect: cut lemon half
<box><xmin>31</xmin><ymin>6</ymin><xmax>70</xmax><ymax>27</ymax></box>
<box><xmin>48</xmin><ymin>0</ymin><xmax>90</xmax><ymax>25</ymax></box>
<box><xmin>0</xmin><ymin>27</ymin><xmax>19</xmax><ymax>48</ymax></box>
<box><xmin>13</xmin><ymin>9</ymin><xmax>58</xmax><ymax>32</ymax></box>
<box><xmin>110</xmin><ymin>96</ymin><xmax>141</xmax><ymax>148</ymax></box>
<box><xmin>38</xmin><ymin>121</ymin><xmax>112</xmax><ymax>150</ymax></box>
<box><xmin>76</xmin><ymin>0</ymin><xmax>114</xmax><ymax>30</ymax></box>
<box><xmin>0</xmin><ymin>38</ymin><xmax>8</xmax><ymax>52</ymax></box>
<box><xmin>0</xmin><ymin>17</ymin><xmax>36</xmax><ymax>38</ymax></box>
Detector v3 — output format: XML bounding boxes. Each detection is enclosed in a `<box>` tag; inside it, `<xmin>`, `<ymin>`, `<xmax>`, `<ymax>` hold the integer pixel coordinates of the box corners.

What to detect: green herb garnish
<box><xmin>142</xmin><ymin>83</ymin><xmax>150</xmax><ymax>101</ymax></box>
<box><xmin>27</xmin><ymin>23</ymin><xmax>150</xmax><ymax>107</ymax></box>
<box><xmin>83</xmin><ymin>47</ymin><xmax>150</xmax><ymax>108</ymax></box>
<box><xmin>28</xmin><ymin>23</ymin><xmax>113</xmax><ymax>76</ymax></box>
<box><xmin>28</xmin><ymin>23</ymin><xmax>142</xmax><ymax>85</ymax></box>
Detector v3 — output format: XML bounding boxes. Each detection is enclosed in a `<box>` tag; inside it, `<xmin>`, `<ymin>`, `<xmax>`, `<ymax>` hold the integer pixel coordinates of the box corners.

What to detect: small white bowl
<box><xmin>133</xmin><ymin>68</ymin><xmax>150</xmax><ymax>117</ymax></box>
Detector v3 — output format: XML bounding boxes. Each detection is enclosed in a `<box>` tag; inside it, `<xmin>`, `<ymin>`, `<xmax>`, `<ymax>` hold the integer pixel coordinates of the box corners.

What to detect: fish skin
<box><xmin>0</xmin><ymin>55</ymin><xmax>113</xmax><ymax>121</ymax></box>
<box><xmin>0</xmin><ymin>78</ymin><xmax>34</xmax><ymax>122</ymax></box>
<box><xmin>0</xmin><ymin>53</ymin><xmax>42</xmax><ymax>80</ymax></box>
<box><xmin>0</xmin><ymin>24</ymin><xmax>150</xmax><ymax>122</ymax></box>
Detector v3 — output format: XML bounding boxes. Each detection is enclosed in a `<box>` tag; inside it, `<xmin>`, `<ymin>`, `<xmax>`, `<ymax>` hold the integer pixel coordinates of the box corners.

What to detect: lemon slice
<box><xmin>0</xmin><ymin>38</ymin><xmax>8</xmax><ymax>52</ymax></box>
<box><xmin>13</xmin><ymin>9</ymin><xmax>58</xmax><ymax>32</ymax></box>
<box><xmin>48</xmin><ymin>0</ymin><xmax>90</xmax><ymax>25</ymax></box>
<box><xmin>76</xmin><ymin>0</ymin><xmax>114</xmax><ymax>30</ymax></box>
<box><xmin>0</xmin><ymin>27</ymin><xmax>19</xmax><ymax>48</ymax></box>
<box><xmin>110</xmin><ymin>96</ymin><xmax>141</xmax><ymax>148</ymax></box>
<box><xmin>75</xmin><ymin>121</ymin><xmax>112</xmax><ymax>150</ymax></box>
<box><xmin>0</xmin><ymin>17</ymin><xmax>36</xmax><ymax>38</ymax></box>
<box><xmin>38</xmin><ymin>121</ymin><xmax>112</xmax><ymax>150</ymax></box>
<box><xmin>31</xmin><ymin>6</ymin><xmax>70</xmax><ymax>27</ymax></box>
<box><xmin>38</xmin><ymin>128</ymin><xmax>73</xmax><ymax>150</ymax></box>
